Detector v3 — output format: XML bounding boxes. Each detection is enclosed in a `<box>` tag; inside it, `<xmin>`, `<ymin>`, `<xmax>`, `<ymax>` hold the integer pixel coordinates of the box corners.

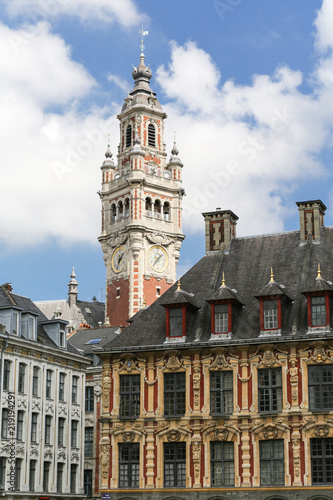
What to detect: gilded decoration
<box><xmin>300</xmin><ymin>342</ymin><xmax>333</xmax><ymax>364</ymax></box>
<box><xmin>102</xmin><ymin>369</ymin><xmax>111</xmax><ymax>412</ymax></box>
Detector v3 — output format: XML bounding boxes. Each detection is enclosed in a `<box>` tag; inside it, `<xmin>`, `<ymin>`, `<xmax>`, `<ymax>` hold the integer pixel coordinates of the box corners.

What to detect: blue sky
<box><xmin>1</xmin><ymin>0</ymin><xmax>332</xmax><ymax>302</ymax></box>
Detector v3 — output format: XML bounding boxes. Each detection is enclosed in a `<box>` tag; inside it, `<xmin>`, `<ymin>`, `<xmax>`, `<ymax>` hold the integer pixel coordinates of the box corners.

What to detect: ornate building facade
<box><xmin>99</xmin><ymin>200</ymin><xmax>333</xmax><ymax>500</ymax></box>
<box><xmin>0</xmin><ymin>283</ymin><xmax>90</xmax><ymax>499</ymax></box>
<box><xmin>98</xmin><ymin>46</ymin><xmax>185</xmax><ymax>327</ymax></box>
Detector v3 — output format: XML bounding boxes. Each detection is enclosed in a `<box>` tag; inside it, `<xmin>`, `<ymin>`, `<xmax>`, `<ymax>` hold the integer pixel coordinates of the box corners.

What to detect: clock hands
<box><xmin>154</xmin><ymin>253</ymin><xmax>163</xmax><ymax>265</ymax></box>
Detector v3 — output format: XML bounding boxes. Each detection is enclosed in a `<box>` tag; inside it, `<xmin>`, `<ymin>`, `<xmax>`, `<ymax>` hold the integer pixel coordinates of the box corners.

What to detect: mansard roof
<box><xmin>103</xmin><ymin>226</ymin><xmax>333</xmax><ymax>351</ymax></box>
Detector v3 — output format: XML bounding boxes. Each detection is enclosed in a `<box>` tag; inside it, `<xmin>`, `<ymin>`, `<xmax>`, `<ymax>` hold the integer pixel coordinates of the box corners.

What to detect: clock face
<box><xmin>148</xmin><ymin>245</ymin><xmax>168</xmax><ymax>272</ymax></box>
<box><xmin>111</xmin><ymin>246</ymin><xmax>127</xmax><ymax>273</ymax></box>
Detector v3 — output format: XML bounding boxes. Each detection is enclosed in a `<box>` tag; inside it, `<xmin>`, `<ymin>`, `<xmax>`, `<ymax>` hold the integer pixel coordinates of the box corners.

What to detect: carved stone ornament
<box><xmin>71</xmin><ymin>406</ymin><xmax>80</xmax><ymax>418</ymax></box>
<box><xmin>167</xmin><ymin>430</ymin><xmax>181</xmax><ymax>442</ymax></box>
<box><xmin>44</xmin><ymin>447</ymin><xmax>53</xmax><ymax>459</ymax></box>
<box><xmin>31</xmin><ymin>399</ymin><xmax>41</xmax><ymax>411</ymax></box>
<box><xmin>209</xmin><ymin>350</ymin><xmax>234</xmax><ymax>371</ymax></box>
<box><xmin>30</xmin><ymin>446</ymin><xmax>39</xmax><ymax>457</ymax></box>
<box><xmin>58</xmin><ymin>403</ymin><xmax>67</xmax><ymax>415</ymax></box>
<box><xmin>164</xmin><ymin>351</ymin><xmax>182</xmax><ymax>371</ymax></box>
<box><xmin>107</xmin><ymin>231</ymin><xmax>128</xmax><ymax>249</ymax></box>
<box><xmin>314</xmin><ymin>425</ymin><xmax>329</xmax><ymax>438</ymax></box>
<box><xmin>45</xmin><ymin>401</ymin><xmax>54</xmax><ymax>414</ymax></box>
<box><xmin>214</xmin><ymin>428</ymin><xmax>228</xmax><ymax>441</ymax></box>
<box><xmin>259</xmin><ymin>348</ymin><xmax>279</xmax><ymax>368</ymax></box>
<box><xmin>71</xmin><ymin>450</ymin><xmax>80</xmax><ymax>462</ymax></box>
<box><xmin>146</xmin><ymin>232</ymin><xmax>172</xmax><ymax>247</ymax></box>
<box><xmin>262</xmin><ymin>425</ymin><xmax>278</xmax><ymax>440</ymax></box>
<box><xmin>311</xmin><ymin>346</ymin><xmax>329</xmax><ymax>364</ymax></box>
<box><xmin>102</xmin><ymin>369</ymin><xmax>111</xmax><ymax>412</ymax></box>
<box><xmin>100</xmin><ymin>443</ymin><xmax>110</xmax><ymax>480</ymax></box>
<box><xmin>58</xmin><ymin>448</ymin><xmax>66</xmax><ymax>460</ymax></box>
<box><xmin>94</xmin><ymin>382</ymin><xmax>102</xmax><ymax>398</ymax></box>
<box><xmin>192</xmin><ymin>441</ymin><xmax>201</xmax><ymax>482</ymax></box>
<box><xmin>122</xmin><ymin>432</ymin><xmax>135</xmax><ymax>443</ymax></box>
<box><xmin>16</xmin><ymin>445</ymin><xmax>24</xmax><ymax>455</ymax></box>
<box><xmin>17</xmin><ymin>396</ymin><xmax>27</xmax><ymax>409</ymax></box>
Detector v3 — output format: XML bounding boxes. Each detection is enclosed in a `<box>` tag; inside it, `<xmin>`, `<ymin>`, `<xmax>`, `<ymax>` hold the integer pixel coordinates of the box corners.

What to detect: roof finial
<box><xmin>221</xmin><ymin>271</ymin><xmax>226</xmax><ymax>288</ymax></box>
<box><xmin>177</xmin><ymin>278</ymin><xmax>181</xmax><ymax>291</ymax></box>
<box><xmin>171</xmin><ymin>131</ymin><xmax>179</xmax><ymax>157</ymax></box>
<box><xmin>139</xmin><ymin>26</ymin><xmax>149</xmax><ymax>56</ymax></box>
<box><xmin>270</xmin><ymin>267</ymin><xmax>274</xmax><ymax>283</ymax></box>
<box><xmin>105</xmin><ymin>134</ymin><xmax>113</xmax><ymax>158</ymax></box>
<box><xmin>143</xmin><ymin>298</ymin><xmax>146</xmax><ymax>308</ymax></box>
<box><xmin>317</xmin><ymin>262</ymin><xmax>322</xmax><ymax>279</ymax></box>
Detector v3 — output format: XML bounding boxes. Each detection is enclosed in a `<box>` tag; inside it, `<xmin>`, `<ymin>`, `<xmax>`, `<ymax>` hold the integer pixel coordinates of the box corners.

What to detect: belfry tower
<box><xmin>99</xmin><ymin>39</ymin><xmax>185</xmax><ymax>326</ymax></box>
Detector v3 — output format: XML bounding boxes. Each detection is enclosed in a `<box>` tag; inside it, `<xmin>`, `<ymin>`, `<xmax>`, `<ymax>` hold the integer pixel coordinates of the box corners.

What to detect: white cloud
<box><xmin>107</xmin><ymin>74</ymin><xmax>129</xmax><ymax>94</ymax></box>
<box><xmin>0</xmin><ymin>22</ymin><xmax>118</xmax><ymax>249</ymax></box>
<box><xmin>3</xmin><ymin>0</ymin><xmax>146</xmax><ymax>27</ymax></box>
<box><xmin>314</xmin><ymin>0</ymin><xmax>333</xmax><ymax>52</ymax></box>
<box><xmin>156</xmin><ymin>31</ymin><xmax>333</xmax><ymax>237</ymax></box>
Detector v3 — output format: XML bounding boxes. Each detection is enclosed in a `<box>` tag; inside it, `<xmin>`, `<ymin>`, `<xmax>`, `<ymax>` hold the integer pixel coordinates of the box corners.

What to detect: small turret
<box><xmin>68</xmin><ymin>267</ymin><xmax>78</xmax><ymax>308</ymax></box>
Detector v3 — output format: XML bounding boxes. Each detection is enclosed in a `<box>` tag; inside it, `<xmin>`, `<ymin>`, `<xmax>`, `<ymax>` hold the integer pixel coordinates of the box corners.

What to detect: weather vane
<box><xmin>139</xmin><ymin>26</ymin><xmax>149</xmax><ymax>54</ymax></box>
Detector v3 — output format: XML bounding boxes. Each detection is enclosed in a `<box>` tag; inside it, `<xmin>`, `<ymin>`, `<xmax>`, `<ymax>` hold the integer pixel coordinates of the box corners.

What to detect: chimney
<box><xmin>202</xmin><ymin>208</ymin><xmax>238</xmax><ymax>252</ymax></box>
<box><xmin>296</xmin><ymin>200</ymin><xmax>326</xmax><ymax>242</ymax></box>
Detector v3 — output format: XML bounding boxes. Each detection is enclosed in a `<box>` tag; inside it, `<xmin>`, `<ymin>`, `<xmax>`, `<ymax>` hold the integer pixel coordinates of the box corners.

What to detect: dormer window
<box><xmin>311</xmin><ymin>296</ymin><xmax>326</xmax><ymax>326</ymax></box>
<box><xmin>12</xmin><ymin>311</ymin><xmax>19</xmax><ymax>335</ymax></box>
<box><xmin>21</xmin><ymin>314</ymin><xmax>37</xmax><ymax>340</ymax></box>
<box><xmin>215</xmin><ymin>304</ymin><xmax>228</xmax><ymax>333</ymax></box>
<box><xmin>302</xmin><ymin>264</ymin><xmax>332</xmax><ymax>333</ymax></box>
<box><xmin>60</xmin><ymin>330</ymin><xmax>66</xmax><ymax>348</ymax></box>
<box><xmin>169</xmin><ymin>308</ymin><xmax>183</xmax><ymax>337</ymax></box>
<box><xmin>126</xmin><ymin>125</ymin><xmax>132</xmax><ymax>148</ymax></box>
<box><xmin>263</xmin><ymin>300</ymin><xmax>278</xmax><ymax>330</ymax></box>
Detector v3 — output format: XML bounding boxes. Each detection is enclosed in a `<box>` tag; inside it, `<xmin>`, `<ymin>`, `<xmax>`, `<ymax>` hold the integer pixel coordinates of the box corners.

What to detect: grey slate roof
<box><xmin>103</xmin><ymin>227</ymin><xmax>333</xmax><ymax>351</ymax></box>
<box><xmin>69</xmin><ymin>326</ymin><xmax>120</xmax><ymax>355</ymax></box>
<box><xmin>35</xmin><ymin>298</ymin><xmax>105</xmax><ymax>330</ymax></box>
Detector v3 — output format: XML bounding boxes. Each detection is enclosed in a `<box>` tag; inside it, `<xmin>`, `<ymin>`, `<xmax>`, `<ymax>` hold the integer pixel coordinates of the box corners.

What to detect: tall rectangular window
<box><xmin>43</xmin><ymin>461</ymin><xmax>50</xmax><ymax>492</ymax></box>
<box><xmin>309</xmin><ymin>365</ymin><xmax>333</xmax><ymax>410</ymax></box>
<box><xmin>3</xmin><ymin>360</ymin><xmax>10</xmax><ymax>391</ymax></box>
<box><xmin>260</xmin><ymin>439</ymin><xmax>284</xmax><ymax>485</ymax></box>
<box><xmin>58</xmin><ymin>418</ymin><xmax>65</xmax><ymax>447</ymax></box>
<box><xmin>170</xmin><ymin>308</ymin><xmax>183</xmax><ymax>336</ymax></box>
<box><xmin>1</xmin><ymin>409</ymin><xmax>8</xmax><ymax>439</ymax></box>
<box><xmin>71</xmin><ymin>420</ymin><xmax>78</xmax><ymax>448</ymax></box>
<box><xmin>164</xmin><ymin>372</ymin><xmax>186</xmax><ymax>417</ymax></box>
<box><xmin>32</xmin><ymin>367</ymin><xmax>39</xmax><ymax>396</ymax></box>
<box><xmin>18</xmin><ymin>363</ymin><xmax>25</xmax><ymax>393</ymax></box>
<box><xmin>45</xmin><ymin>415</ymin><xmax>52</xmax><ymax>445</ymax></box>
<box><xmin>215</xmin><ymin>304</ymin><xmax>228</xmax><ymax>333</ymax></box>
<box><xmin>29</xmin><ymin>460</ymin><xmax>36</xmax><ymax>491</ymax></box>
<box><xmin>0</xmin><ymin>458</ymin><xmax>6</xmax><ymax>490</ymax></box>
<box><xmin>311</xmin><ymin>296</ymin><xmax>326</xmax><ymax>326</ymax></box>
<box><xmin>46</xmin><ymin>370</ymin><xmax>52</xmax><ymax>398</ymax></box>
<box><xmin>264</xmin><ymin>300</ymin><xmax>278</xmax><ymax>329</ymax></box>
<box><xmin>72</xmin><ymin>376</ymin><xmax>78</xmax><ymax>403</ymax></box>
<box><xmin>59</xmin><ymin>372</ymin><xmax>65</xmax><ymax>401</ymax></box>
<box><xmin>31</xmin><ymin>413</ymin><xmax>38</xmax><ymax>443</ymax></box>
<box><xmin>57</xmin><ymin>463</ymin><xmax>63</xmax><ymax>493</ymax></box>
<box><xmin>311</xmin><ymin>438</ymin><xmax>333</xmax><ymax>484</ymax></box>
<box><xmin>70</xmin><ymin>464</ymin><xmax>77</xmax><ymax>493</ymax></box>
<box><xmin>85</xmin><ymin>386</ymin><xmax>94</xmax><ymax>412</ymax></box>
<box><xmin>28</xmin><ymin>315</ymin><xmax>36</xmax><ymax>339</ymax></box>
<box><xmin>85</xmin><ymin>427</ymin><xmax>94</xmax><ymax>457</ymax></box>
<box><xmin>258</xmin><ymin>368</ymin><xmax>282</xmax><ymax>413</ymax></box>
<box><xmin>164</xmin><ymin>442</ymin><xmax>186</xmax><ymax>487</ymax></box>
<box><xmin>84</xmin><ymin>469</ymin><xmax>93</xmax><ymax>497</ymax></box>
<box><xmin>17</xmin><ymin>410</ymin><xmax>24</xmax><ymax>441</ymax></box>
<box><xmin>15</xmin><ymin>458</ymin><xmax>21</xmax><ymax>491</ymax></box>
<box><xmin>119</xmin><ymin>443</ymin><xmax>140</xmax><ymax>488</ymax></box>
<box><xmin>12</xmin><ymin>311</ymin><xmax>19</xmax><ymax>335</ymax></box>
<box><xmin>210</xmin><ymin>371</ymin><xmax>233</xmax><ymax>415</ymax></box>
<box><xmin>211</xmin><ymin>441</ymin><xmax>234</xmax><ymax>486</ymax></box>
<box><xmin>120</xmin><ymin>375</ymin><xmax>140</xmax><ymax>418</ymax></box>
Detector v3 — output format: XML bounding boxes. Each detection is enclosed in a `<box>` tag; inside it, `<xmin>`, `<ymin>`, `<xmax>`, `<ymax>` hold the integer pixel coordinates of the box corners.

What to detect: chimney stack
<box><xmin>296</xmin><ymin>200</ymin><xmax>326</xmax><ymax>242</ymax></box>
<box><xmin>202</xmin><ymin>208</ymin><xmax>238</xmax><ymax>252</ymax></box>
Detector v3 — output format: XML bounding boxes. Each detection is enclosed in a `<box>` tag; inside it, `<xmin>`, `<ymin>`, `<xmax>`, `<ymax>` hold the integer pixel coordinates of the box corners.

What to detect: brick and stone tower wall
<box><xmin>98</xmin><ymin>50</ymin><xmax>185</xmax><ymax>326</ymax></box>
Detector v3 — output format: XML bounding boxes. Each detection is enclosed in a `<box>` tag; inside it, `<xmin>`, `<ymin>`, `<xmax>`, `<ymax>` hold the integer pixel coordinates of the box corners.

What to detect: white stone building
<box><xmin>0</xmin><ymin>283</ymin><xmax>90</xmax><ymax>499</ymax></box>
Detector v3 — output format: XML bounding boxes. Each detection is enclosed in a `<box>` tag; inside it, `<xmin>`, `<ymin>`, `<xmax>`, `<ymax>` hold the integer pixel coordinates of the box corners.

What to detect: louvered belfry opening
<box><xmin>148</xmin><ymin>123</ymin><xmax>156</xmax><ymax>147</ymax></box>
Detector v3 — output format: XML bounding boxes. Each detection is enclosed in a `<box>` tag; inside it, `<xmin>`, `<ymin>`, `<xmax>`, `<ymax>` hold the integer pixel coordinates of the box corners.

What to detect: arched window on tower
<box><xmin>111</xmin><ymin>204</ymin><xmax>116</xmax><ymax>223</ymax></box>
<box><xmin>118</xmin><ymin>201</ymin><xmax>123</xmax><ymax>220</ymax></box>
<box><xmin>124</xmin><ymin>198</ymin><xmax>130</xmax><ymax>218</ymax></box>
<box><xmin>148</xmin><ymin>124</ymin><xmax>156</xmax><ymax>147</ymax></box>
<box><xmin>163</xmin><ymin>202</ymin><xmax>170</xmax><ymax>221</ymax></box>
<box><xmin>145</xmin><ymin>198</ymin><xmax>152</xmax><ymax>217</ymax></box>
<box><xmin>154</xmin><ymin>199</ymin><xmax>161</xmax><ymax>220</ymax></box>
<box><xmin>126</xmin><ymin>125</ymin><xmax>132</xmax><ymax>148</ymax></box>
